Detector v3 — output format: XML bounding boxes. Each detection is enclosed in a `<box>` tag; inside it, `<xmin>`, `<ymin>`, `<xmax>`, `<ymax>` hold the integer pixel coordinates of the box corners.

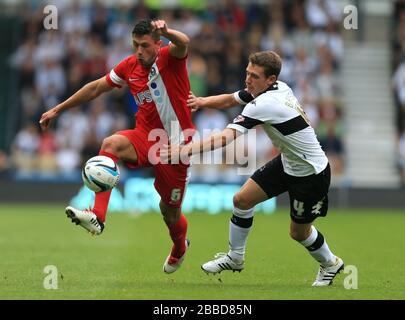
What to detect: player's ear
<box><xmin>268</xmin><ymin>75</ymin><xmax>277</xmax><ymax>85</ymax></box>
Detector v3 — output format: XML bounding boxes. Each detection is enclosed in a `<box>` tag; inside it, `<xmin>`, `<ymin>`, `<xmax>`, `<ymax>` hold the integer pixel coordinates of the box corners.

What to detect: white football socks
<box><xmin>300</xmin><ymin>225</ymin><xmax>336</xmax><ymax>267</ymax></box>
<box><xmin>228</xmin><ymin>206</ymin><xmax>254</xmax><ymax>262</ymax></box>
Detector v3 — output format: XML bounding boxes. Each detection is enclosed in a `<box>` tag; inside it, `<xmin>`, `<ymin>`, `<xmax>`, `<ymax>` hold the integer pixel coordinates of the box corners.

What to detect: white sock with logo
<box><xmin>228</xmin><ymin>206</ymin><xmax>254</xmax><ymax>263</ymax></box>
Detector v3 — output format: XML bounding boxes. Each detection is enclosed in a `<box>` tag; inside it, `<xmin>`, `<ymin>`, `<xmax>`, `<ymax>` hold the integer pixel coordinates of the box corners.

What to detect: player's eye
<box><xmin>246</xmin><ymin>71</ymin><xmax>259</xmax><ymax>79</ymax></box>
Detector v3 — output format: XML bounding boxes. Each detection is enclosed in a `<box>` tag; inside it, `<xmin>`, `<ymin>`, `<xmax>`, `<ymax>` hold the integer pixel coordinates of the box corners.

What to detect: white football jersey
<box><xmin>227</xmin><ymin>81</ymin><xmax>328</xmax><ymax>177</ymax></box>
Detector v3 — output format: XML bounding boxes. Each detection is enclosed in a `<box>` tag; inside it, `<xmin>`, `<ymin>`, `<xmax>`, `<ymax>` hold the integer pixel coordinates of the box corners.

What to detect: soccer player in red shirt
<box><xmin>39</xmin><ymin>19</ymin><xmax>194</xmax><ymax>274</ymax></box>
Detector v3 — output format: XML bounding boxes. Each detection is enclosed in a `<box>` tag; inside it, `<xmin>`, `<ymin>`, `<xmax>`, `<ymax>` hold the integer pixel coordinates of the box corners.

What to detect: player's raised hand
<box><xmin>39</xmin><ymin>108</ymin><xmax>59</xmax><ymax>131</ymax></box>
<box><xmin>151</xmin><ymin>20</ymin><xmax>168</xmax><ymax>37</ymax></box>
<box><xmin>187</xmin><ymin>91</ymin><xmax>202</xmax><ymax>112</ymax></box>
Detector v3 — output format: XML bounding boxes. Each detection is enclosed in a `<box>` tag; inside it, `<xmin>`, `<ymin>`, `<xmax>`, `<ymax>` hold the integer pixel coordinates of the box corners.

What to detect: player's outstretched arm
<box><xmin>187</xmin><ymin>91</ymin><xmax>239</xmax><ymax>112</ymax></box>
<box><xmin>161</xmin><ymin>128</ymin><xmax>239</xmax><ymax>164</ymax></box>
<box><xmin>188</xmin><ymin>128</ymin><xmax>238</xmax><ymax>156</ymax></box>
<box><xmin>39</xmin><ymin>76</ymin><xmax>113</xmax><ymax>130</ymax></box>
<box><xmin>151</xmin><ymin>20</ymin><xmax>189</xmax><ymax>59</ymax></box>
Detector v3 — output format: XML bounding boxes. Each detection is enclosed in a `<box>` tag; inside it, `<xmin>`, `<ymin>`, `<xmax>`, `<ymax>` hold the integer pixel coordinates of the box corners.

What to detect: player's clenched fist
<box><xmin>151</xmin><ymin>20</ymin><xmax>169</xmax><ymax>36</ymax></box>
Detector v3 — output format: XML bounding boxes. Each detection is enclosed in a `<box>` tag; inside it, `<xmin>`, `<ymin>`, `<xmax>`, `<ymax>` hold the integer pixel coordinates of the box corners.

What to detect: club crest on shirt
<box><xmin>233</xmin><ymin>115</ymin><xmax>245</xmax><ymax>123</ymax></box>
<box><xmin>148</xmin><ymin>66</ymin><xmax>157</xmax><ymax>80</ymax></box>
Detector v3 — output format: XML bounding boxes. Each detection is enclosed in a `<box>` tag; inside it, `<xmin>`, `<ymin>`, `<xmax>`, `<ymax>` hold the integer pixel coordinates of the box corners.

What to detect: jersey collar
<box><xmin>267</xmin><ymin>81</ymin><xmax>278</xmax><ymax>91</ymax></box>
<box><xmin>254</xmin><ymin>81</ymin><xmax>278</xmax><ymax>98</ymax></box>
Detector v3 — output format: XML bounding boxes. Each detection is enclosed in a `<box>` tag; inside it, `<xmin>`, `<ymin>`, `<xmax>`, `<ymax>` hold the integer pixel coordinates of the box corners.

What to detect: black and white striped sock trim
<box><xmin>306</xmin><ymin>230</ymin><xmax>325</xmax><ymax>252</ymax></box>
<box><xmin>231</xmin><ymin>207</ymin><xmax>254</xmax><ymax>228</ymax></box>
<box><xmin>231</xmin><ymin>215</ymin><xmax>253</xmax><ymax>228</ymax></box>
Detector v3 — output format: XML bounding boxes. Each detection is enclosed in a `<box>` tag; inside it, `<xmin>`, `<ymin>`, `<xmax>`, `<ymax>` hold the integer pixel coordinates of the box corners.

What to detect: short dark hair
<box><xmin>132</xmin><ymin>19</ymin><xmax>160</xmax><ymax>41</ymax></box>
<box><xmin>248</xmin><ymin>51</ymin><xmax>282</xmax><ymax>78</ymax></box>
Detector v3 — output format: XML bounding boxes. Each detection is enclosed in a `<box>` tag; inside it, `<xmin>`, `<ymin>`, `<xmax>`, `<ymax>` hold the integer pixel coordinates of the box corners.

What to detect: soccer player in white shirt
<box><xmin>162</xmin><ymin>51</ymin><xmax>344</xmax><ymax>286</ymax></box>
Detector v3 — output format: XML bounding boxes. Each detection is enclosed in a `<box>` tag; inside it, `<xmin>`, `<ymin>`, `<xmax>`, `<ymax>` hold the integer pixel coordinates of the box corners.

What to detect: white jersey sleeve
<box><xmin>227</xmin><ymin>96</ymin><xmax>276</xmax><ymax>133</ymax></box>
<box><xmin>233</xmin><ymin>89</ymin><xmax>254</xmax><ymax>105</ymax></box>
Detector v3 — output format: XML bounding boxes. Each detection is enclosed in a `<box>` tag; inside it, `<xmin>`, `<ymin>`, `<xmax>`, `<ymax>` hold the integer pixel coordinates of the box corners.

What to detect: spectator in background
<box><xmin>20</xmin><ymin>86</ymin><xmax>43</xmax><ymax>124</ymax></box>
<box><xmin>319</xmin><ymin>125</ymin><xmax>344</xmax><ymax>177</ymax></box>
<box><xmin>35</xmin><ymin>57</ymin><xmax>66</xmax><ymax>108</ymax></box>
<box><xmin>56</xmin><ymin>134</ymin><xmax>82</xmax><ymax>176</ymax></box>
<box><xmin>0</xmin><ymin>151</ymin><xmax>10</xmax><ymax>179</ymax></box>
<box><xmin>11</xmin><ymin>123</ymin><xmax>40</xmax><ymax>174</ymax></box>
<box><xmin>61</xmin><ymin>1</ymin><xmax>91</xmax><ymax>35</ymax></box>
<box><xmin>216</xmin><ymin>0</ymin><xmax>246</xmax><ymax>34</ymax></box>
<box><xmin>37</xmin><ymin>129</ymin><xmax>58</xmax><ymax>174</ymax></box>
<box><xmin>393</xmin><ymin>60</ymin><xmax>405</xmax><ymax>132</ymax></box>
<box><xmin>393</xmin><ymin>0</ymin><xmax>405</xmax><ymax>177</ymax></box>
<box><xmin>305</xmin><ymin>0</ymin><xmax>341</xmax><ymax>30</ymax></box>
<box><xmin>314</xmin><ymin>46</ymin><xmax>341</xmax><ymax>100</ymax></box>
<box><xmin>173</xmin><ymin>9</ymin><xmax>202</xmax><ymax>38</ymax></box>
<box><xmin>187</xmin><ymin>49</ymin><xmax>207</xmax><ymax>97</ymax></box>
<box><xmin>398</xmin><ymin>126</ymin><xmax>405</xmax><ymax>184</ymax></box>
<box><xmin>9</xmin><ymin>37</ymin><xmax>36</xmax><ymax>88</ymax></box>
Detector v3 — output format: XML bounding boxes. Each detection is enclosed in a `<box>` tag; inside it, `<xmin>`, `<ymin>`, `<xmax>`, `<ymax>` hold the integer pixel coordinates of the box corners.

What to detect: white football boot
<box><xmin>312</xmin><ymin>257</ymin><xmax>344</xmax><ymax>286</ymax></box>
<box><xmin>163</xmin><ymin>239</ymin><xmax>190</xmax><ymax>274</ymax></box>
<box><xmin>201</xmin><ymin>252</ymin><xmax>244</xmax><ymax>274</ymax></box>
<box><xmin>65</xmin><ymin>206</ymin><xmax>104</xmax><ymax>235</ymax></box>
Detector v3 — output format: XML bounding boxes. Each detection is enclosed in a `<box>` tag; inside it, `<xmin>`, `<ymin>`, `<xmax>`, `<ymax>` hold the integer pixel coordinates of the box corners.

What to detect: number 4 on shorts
<box><xmin>293</xmin><ymin>200</ymin><xmax>305</xmax><ymax>216</ymax></box>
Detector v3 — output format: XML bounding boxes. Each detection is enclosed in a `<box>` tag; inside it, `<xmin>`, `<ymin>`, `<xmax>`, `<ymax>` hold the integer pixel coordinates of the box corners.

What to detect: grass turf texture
<box><xmin>0</xmin><ymin>204</ymin><xmax>403</xmax><ymax>299</ymax></box>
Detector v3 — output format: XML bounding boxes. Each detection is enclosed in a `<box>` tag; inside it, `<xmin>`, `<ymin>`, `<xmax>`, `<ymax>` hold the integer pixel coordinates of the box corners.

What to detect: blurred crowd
<box><xmin>393</xmin><ymin>0</ymin><xmax>405</xmax><ymax>184</ymax></box>
<box><xmin>6</xmin><ymin>0</ymin><xmax>344</xmax><ymax>183</ymax></box>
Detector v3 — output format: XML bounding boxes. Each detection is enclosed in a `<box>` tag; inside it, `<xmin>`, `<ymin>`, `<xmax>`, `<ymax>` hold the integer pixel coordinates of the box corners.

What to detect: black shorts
<box><xmin>251</xmin><ymin>155</ymin><xmax>331</xmax><ymax>224</ymax></box>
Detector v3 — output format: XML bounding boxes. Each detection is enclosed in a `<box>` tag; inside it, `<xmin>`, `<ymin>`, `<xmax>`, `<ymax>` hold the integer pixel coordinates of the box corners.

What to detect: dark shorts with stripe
<box><xmin>251</xmin><ymin>155</ymin><xmax>331</xmax><ymax>224</ymax></box>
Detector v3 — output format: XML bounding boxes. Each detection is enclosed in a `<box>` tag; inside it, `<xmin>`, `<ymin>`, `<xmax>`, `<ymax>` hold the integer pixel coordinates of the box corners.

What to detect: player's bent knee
<box><xmin>101</xmin><ymin>135</ymin><xmax>129</xmax><ymax>155</ymax></box>
<box><xmin>101</xmin><ymin>136</ymin><xmax>119</xmax><ymax>153</ymax></box>
<box><xmin>233</xmin><ymin>193</ymin><xmax>254</xmax><ymax>210</ymax></box>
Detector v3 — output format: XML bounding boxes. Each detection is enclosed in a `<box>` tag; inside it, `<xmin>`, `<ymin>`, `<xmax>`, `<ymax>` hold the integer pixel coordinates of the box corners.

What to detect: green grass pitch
<box><xmin>0</xmin><ymin>204</ymin><xmax>404</xmax><ymax>299</ymax></box>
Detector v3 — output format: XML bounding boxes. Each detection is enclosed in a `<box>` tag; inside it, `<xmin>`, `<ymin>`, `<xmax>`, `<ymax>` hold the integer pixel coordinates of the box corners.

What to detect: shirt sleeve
<box><xmin>233</xmin><ymin>89</ymin><xmax>254</xmax><ymax>105</ymax></box>
<box><xmin>226</xmin><ymin>98</ymin><xmax>273</xmax><ymax>133</ymax></box>
<box><xmin>227</xmin><ymin>114</ymin><xmax>264</xmax><ymax>133</ymax></box>
<box><xmin>105</xmin><ymin>57</ymin><xmax>129</xmax><ymax>88</ymax></box>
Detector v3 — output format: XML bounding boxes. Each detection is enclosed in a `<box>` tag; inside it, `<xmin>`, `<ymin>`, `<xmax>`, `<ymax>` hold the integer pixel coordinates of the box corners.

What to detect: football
<box><xmin>81</xmin><ymin>156</ymin><xmax>120</xmax><ymax>193</ymax></box>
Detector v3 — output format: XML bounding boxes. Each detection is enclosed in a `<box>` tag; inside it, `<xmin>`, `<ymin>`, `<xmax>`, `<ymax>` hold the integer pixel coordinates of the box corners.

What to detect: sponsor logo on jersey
<box><xmin>133</xmin><ymin>90</ymin><xmax>153</xmax><ymax>105</ymax></box>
